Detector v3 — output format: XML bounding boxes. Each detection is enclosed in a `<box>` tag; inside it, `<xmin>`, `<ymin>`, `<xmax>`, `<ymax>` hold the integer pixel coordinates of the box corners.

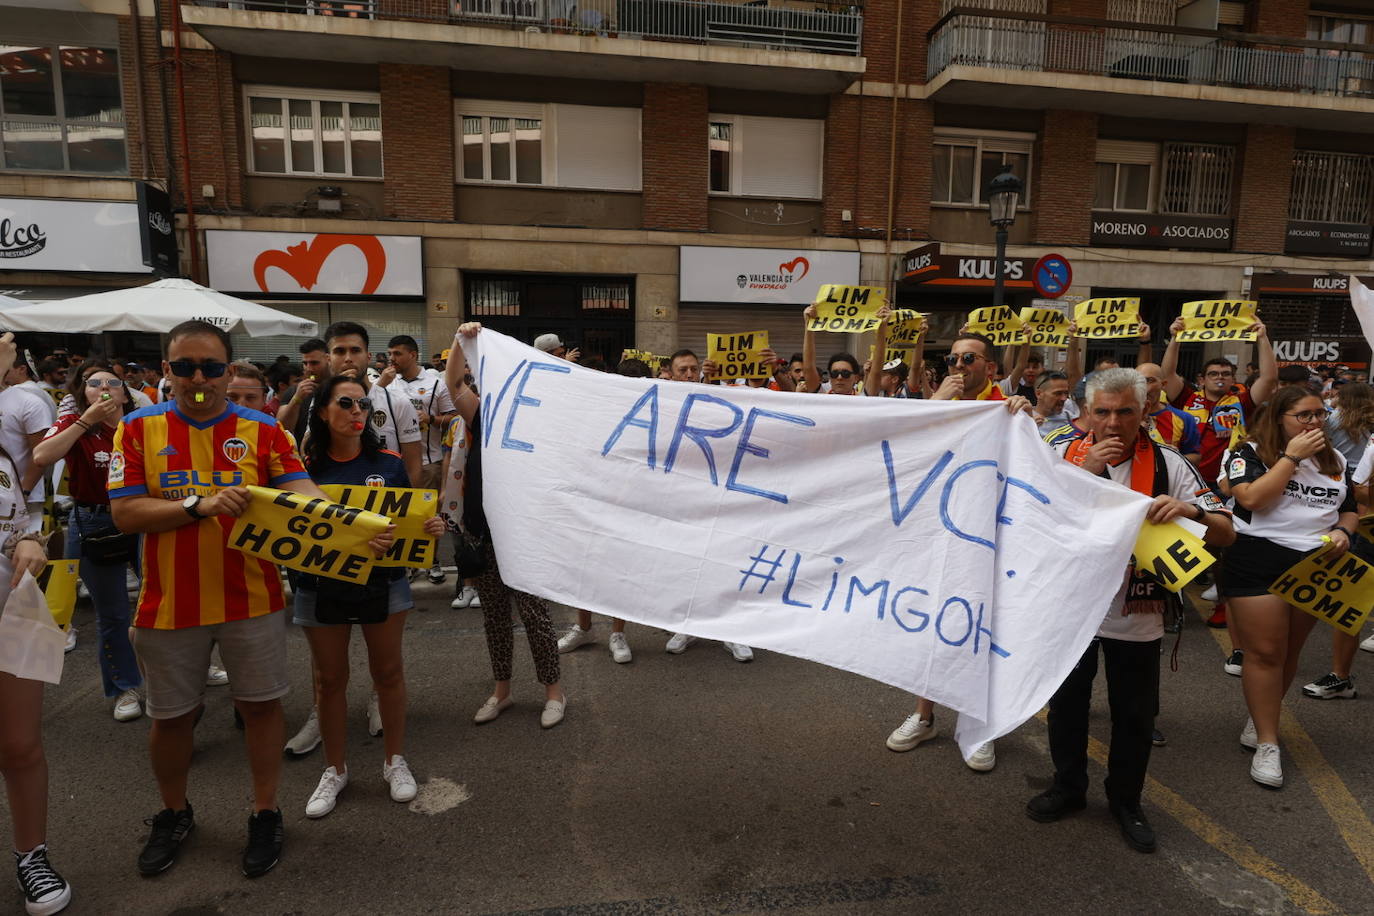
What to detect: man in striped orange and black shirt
<box><xmin>110</xmin><ymin>320</ymin><xmax>328</xmax><ymax>881</ymax></box>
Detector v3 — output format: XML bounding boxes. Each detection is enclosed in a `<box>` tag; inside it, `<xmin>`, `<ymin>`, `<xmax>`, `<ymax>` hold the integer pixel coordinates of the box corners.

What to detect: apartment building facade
<box><xmin>3</xmin><ymin>0</ymin><xmax>1373</xmax><ymax>370</ymax></box>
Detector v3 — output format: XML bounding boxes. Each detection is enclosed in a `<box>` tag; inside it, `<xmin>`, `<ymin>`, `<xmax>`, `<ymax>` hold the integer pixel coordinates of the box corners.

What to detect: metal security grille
<box><xmin>1159</xmin><ymin>143</ymin><xmax>1235</xmax><ymax>216</ymax></box>
<box><xmin>468</xmin><ymin>278</ymin><xmax>521</xmax><ymax>316</ymax></box>
<box><xmin>1260</xmin><ymin>296</ymin><xmax>1363</xmax><ymax>340</ymax></box>
<box><xmin>1289</xmin><ymin>151</ymin><xmax>1374</xmax><ymax>223</ymax></box>
<box><xmin>1106</xmin><ymin>0</ymin><xmax>1173</xmax><ymax>24</ymax></box>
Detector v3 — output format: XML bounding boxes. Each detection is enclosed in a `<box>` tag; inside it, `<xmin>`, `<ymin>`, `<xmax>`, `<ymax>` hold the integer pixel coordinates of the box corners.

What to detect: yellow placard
<box><xmin>1131</xmin><ymin>520</ymin><xmax>1215</xmax><ymax>593</ymax></box>
<box><xmin>1074</xmin><ymin>298</ymin><xmax>1141</xmax><ymax>339</ymax></box>
<box><xmin>228</xmin><ymin>486</ymin><xmax>388</xmax><ymax>583</ymax></box>
<box><xmin>321</xmin><ymin>485</ymin><xmax>438</xmax><ymax>569</ymax></box>
<box><xmin>808</xmin><ymin>285</ymin><xmax>887</xmax><ymax>333</ymax></box>
<box><xmin>621</xmin><ymin>348</ymin><xmax>664</xmax><ymax>370</ymax></box>
<box><xmin>42</xmin><ymin>560</ymin><xmax>79</xmax><ymax>630</ymax></box>
<box><xmin>706</xmin><ymin>330</ymin><xmax>772</xmax><ymax>381</ymax></box>
<box><xmin>868</xmin><ymin>344</ymin><xmax>915</xmax><ymax>367</ymax></box>
<box><xmin>1175</xmin><ymin>300</ymin><xmax>1259</xmax><ymax>343</ymax></box>
<box><xmin>1018</xmin><ymin>306</ymin><xmax>1071</xmax><ymax>349</ymax></box>
<box><xmin>887</xmin><ymin>309</ymin><xmax>928</xmax><ymax>347</ymax></box>
<box><xmin>1358</xmin><ymin>514</ymin><xmax>1374</xmax><ymax>542</ymax></box>
<box><xmin>967</xmin><ymin>306</ymin><xmax>1025</xmax><ymax>347</ymax></box>
<box><xmin>1269</xmin><ymin>548</ymin><xmax>1374</xmax><ymax>636</ymax></box>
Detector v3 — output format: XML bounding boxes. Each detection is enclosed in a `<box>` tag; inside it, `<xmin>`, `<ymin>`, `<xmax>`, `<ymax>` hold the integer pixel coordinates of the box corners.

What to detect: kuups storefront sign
<box><xmin>0</xmin><ymin>193</ymin><xmax>171</xmax><ymax>273</ymax></box>
<box><xmin>1090</xmin><ymin>212</ymin><xmax>1233</xmax><ymax>251</ymax></box>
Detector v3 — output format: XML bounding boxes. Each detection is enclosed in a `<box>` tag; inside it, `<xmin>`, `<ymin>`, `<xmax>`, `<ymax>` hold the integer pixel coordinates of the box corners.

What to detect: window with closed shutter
<box><xmin>709</xmin><ymin>114</ymin><xmax>824</xmax><ymax>200</ymax></box>
<box><xmin>552</xmin><ymin>104</ymin><xmax>641</xmax><ymax>191</ymax></box>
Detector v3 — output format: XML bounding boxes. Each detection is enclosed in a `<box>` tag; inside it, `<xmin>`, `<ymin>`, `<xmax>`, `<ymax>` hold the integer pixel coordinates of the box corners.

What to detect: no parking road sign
<box><xmin>1032</xmin><ymin>253</ymin><xmax>1072</xmax><ymax>298</ymax></box>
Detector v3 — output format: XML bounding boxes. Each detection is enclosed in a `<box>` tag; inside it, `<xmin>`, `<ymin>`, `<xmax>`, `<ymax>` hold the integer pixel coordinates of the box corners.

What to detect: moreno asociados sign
<box><xmin>1090</xmin><ymin>212</ymin><xmax>1233</xmax><ymax>251</ymax></box>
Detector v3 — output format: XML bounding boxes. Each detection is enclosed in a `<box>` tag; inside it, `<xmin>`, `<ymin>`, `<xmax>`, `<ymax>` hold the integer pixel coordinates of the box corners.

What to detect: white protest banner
<box><xmin>463</xmin><ymin>331</ymin><xmax>1151</xmax><ymax>757</ymax></box>
<box><xmin>1349</xmin><ymin>276</ymin><xmax>1374</xmax><ymax>356</ymax></box>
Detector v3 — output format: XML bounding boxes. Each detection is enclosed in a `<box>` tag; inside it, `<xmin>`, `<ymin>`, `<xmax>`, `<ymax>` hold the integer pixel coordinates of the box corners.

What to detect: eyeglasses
<box><xmin>168</xmin><ymin>359</ymin><xmax>228</xmax><ymax>379</ymax></box>
<box><xmin>830</xmin><ymin>369</ymin><xmax>855</xmax><ymax>379</ymax></box>
<box><xmin>1285</xmin><ymin>410</ymin><xmax>1325</xmax><ymax>423</ymax></box>
<box><xmin>1204</xmin><ymin>371</ymin><xmax>1234</xmax><ymax>379</ymax></box>
<box><xmin>84</xmin><ymin>378</ymin><xmax>124</xmax><ymax>389</ymax></box>
<box><xmin>944</xmin><ymin>353</ymin><xmax>984</xmax><ymax>367</ymax></box>
<box><xmin>334</xmin><ymin>396</ymin><xmax>373</xmax><ymax>413</ymax></box>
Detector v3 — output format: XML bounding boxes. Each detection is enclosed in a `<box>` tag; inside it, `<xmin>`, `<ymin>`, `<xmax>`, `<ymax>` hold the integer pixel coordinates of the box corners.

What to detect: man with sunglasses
<box><xmin>323</xmin><ymin>322</ymin><xmax>422</xmax><ymax>487</ymax></box>
<box><xmin>108</xmin><ymin>320</ymin><xmax>331</xmax><ymax>881</ymax></box>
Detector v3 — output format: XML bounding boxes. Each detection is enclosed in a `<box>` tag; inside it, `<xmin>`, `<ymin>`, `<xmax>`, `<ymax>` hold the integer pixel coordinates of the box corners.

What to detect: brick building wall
<box><xmin>1234</xmin><ymin>124</ymin><xmax>1294</xmax><ymax>254</ymax></box>
<box><xmin>642</xmin><ymin>83</ymin><xmax>708</xmax><ymax>232</ymax></box>
<box><xmin>862</xmin><ymin>0</ymin><xmax>937</xmax><ymax>85</ymax></box>
<box><xmin>822</xmin><ymin>95</ymin><xmax>931</xmax><ymax>240</ymax></box>
<box><xmin>1253</xmin><ymin>1</ymin><xmax>1309</xmax><ymax>38</ymax></box>
<box><xmin>1032</xmin><ymin>110</ymin><xmax>1097</xmax><ymax>246</ymax></box>
<box><xmin>381</xmin><ymin>64</ymin><xmax>454</xmax><ymax>221</ymax></box>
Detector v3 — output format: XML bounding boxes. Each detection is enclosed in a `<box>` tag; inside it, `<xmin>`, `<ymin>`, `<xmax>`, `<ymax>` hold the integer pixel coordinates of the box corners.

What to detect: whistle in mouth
<box><xmin>195</xmin><ymin>392</ymin><xmax>206</xmax><ymax>403</ymax></box>
<box><xmin>351</xmin><ymin>421</ymin><xmax>365</xmax><ymax>431</ymax></box>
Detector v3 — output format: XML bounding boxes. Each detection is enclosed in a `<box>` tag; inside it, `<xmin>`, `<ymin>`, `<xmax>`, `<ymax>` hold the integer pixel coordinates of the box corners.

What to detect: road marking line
<box><xmin>1194</xmin><ymin>594</ymin><xmax>1374</xmax><ymax>887</ymax></box>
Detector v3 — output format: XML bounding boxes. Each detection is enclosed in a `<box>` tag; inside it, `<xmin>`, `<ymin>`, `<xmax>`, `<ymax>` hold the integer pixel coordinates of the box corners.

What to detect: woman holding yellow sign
<box><xmin>294</xmin><ymin>375</ymin><xmax>445</xmax><ymax>820</ymax></box>
<box><xmin>1221</xmin><ymin>386</ymin><xmax>1358</xmax><ymax>789</ymax></box>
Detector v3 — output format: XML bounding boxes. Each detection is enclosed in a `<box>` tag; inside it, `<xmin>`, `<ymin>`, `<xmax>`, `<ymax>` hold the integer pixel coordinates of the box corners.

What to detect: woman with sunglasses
<box><xmin>1221</xmin><ymin>386</ymin><xmax>1357</xmax><ymax>788</ymax></box>
<box><xmin>32</xmin><ymin>360</ymin><xmax>144</xmax><ymax>722</ymax></box>
<box><xmin>295</xmin><ymin>375</ymin><xmax>443</xmax><ymax>818</ymax></box>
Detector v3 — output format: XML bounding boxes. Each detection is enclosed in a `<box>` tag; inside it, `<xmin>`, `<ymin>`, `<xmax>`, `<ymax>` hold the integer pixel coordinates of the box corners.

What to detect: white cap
<box><xmin>533</xmin><ymin>333</ymin><xmax>564</xmax><ymax>352</ymax></box>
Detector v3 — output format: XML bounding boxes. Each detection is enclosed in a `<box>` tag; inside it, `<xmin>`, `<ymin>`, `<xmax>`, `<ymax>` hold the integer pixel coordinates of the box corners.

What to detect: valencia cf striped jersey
<box><xmin>108</xmin><ymin>401</ymin><xmax>310</xmax><ymax>630</ymax></box>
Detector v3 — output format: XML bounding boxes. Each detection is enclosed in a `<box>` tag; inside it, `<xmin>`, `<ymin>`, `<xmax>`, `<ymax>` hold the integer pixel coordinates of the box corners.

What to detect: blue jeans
<box><xmin>65</xmin><ymin>506</ymin><xmax>141</xmax><ymax>697</ymax></box>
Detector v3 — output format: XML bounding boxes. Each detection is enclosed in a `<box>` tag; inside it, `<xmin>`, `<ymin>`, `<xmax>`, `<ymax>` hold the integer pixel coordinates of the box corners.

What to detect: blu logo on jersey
<box><xmin>159</xmin><ymin>470</ymin><xmax>244</xmax><ymax>488</ymax></box>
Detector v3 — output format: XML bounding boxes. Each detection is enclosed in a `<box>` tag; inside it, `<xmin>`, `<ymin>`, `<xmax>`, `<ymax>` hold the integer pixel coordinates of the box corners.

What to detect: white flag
<box><xmin>466</xmin><ymin>330</ymin><xmax>1150</xmax><ymax>757</ymax></box>
<box><xmin>1349</xmin><ymin>275</ymin><xmax>1374</xmax><ymax>354</ymax></box>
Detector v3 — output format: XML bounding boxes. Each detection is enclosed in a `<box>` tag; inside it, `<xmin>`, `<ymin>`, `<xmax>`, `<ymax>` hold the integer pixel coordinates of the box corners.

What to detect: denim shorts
<box><xmin>292</xmin><ymin>577</ymin><xmax>412</xmax><ymax>627</ymax></box>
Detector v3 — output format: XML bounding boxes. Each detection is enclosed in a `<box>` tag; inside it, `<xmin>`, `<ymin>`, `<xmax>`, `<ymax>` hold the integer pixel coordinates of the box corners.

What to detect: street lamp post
<box><xmin>987</xmin><ymin>168</ymin><xmax>1025</xmax><ymax>310</ymax></box>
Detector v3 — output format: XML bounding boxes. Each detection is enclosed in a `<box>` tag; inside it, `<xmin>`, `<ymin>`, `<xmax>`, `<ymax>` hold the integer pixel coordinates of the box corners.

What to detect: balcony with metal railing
<box><xmin>927</xmin><ymin>7</ymin><xmax>1374</xmax><ymax>131</ymax></box>
<box><xmin>182</xmin><ymin>0</ymin><xmax>865</xmax><ymax>92</ymax></box>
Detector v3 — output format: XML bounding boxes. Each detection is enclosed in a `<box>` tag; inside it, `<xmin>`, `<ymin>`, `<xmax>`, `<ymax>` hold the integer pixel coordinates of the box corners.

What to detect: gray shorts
<box><xmin>132</xmin><ymin>612</ymin><xmax>290</xmax><ymax>719</ymax></box>
<box><xmin>292</xmin><ymin>577</ymin><xmax>412</xmax><ymax>627</ymax></box>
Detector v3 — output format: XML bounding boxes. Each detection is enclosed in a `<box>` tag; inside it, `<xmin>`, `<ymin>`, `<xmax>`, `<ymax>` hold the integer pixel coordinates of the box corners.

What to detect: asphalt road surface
<box><xmin>23</xmin><ymin>579</ymin><xmax>1374</xmax><ymax>915</ymax></box>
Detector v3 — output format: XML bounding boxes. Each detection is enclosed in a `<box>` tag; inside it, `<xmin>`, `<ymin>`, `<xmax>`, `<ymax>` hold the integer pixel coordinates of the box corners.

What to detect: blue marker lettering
<box><xmin>935</xmin><ymin>596</ymin><xmax>974</xmax><ymax>647</ymax></box>
<box><xmin>821</xmin><ymin>556</ymin><xmax>845</xmax><ymax>611</ymax></box>
<box><xmin>844</xmin><ymin>575</ymin><xmax>889</xmax><ymax>618</ymax></box>
<box><xmin>889</xmin><ymin>586</ymin><xmax>931</xmax><ymax>632</ymax></box>
<box><xmin>883</xmin><ymin>444</ymin><xmax>954</xmax><ymax>527</ymax></box>
<box><xmin>501</xmin><ymin>361</ymin><xmax>571</xmax><ymax>453</ymax></box>
<box><xmin>725</xmin><ymin>407</ymin><xmax>816</xmax><ymax>504</ymax></box>
<box><xmin>997</xmin><ymin>475</ymin><xmax>1051</xmax><ymax>527</ymax></box>
<box><xmin>601</xmin><ymin>386</ymin><xmax>661</xmax><ymax>469</ymax></box>
<box><xmin>663</xmin><ymin>392</ymin><xmax>744</xmax><ymax>485</ymax></box>
<box><xmin>973</xmin><ymin>601</ymin><xmax>1010</xmax><ymax>658</ymax></box>
<box><xmin>781</xmin><ymin>552</ymin><xmax>813</xmax><ymax>608</ymax></box>
<box><xmin>480</xmin><ymin>357</ymin><xmax>527</xmax><ymax>448</ymax></box>
<box><xmin>940</xmin><ymin>460</ymin><xmax>998</xmax><ymax>549</ymax></box>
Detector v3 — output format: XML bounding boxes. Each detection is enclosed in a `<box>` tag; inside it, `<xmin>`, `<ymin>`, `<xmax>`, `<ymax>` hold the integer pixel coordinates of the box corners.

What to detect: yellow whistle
<box><xmin>1321</xmin><ymin>534</ymin><xmax>1333</xmax><ymax>545</ymax></box>
<box><xmin>100</xmin><ymin>393</ymin><xmax>111</xmax><ymax>401</ymax></box>
<box><xmin>194</xmin><ymin>392</ymin><xmax>205</xmax><ymax>403</ymax></box>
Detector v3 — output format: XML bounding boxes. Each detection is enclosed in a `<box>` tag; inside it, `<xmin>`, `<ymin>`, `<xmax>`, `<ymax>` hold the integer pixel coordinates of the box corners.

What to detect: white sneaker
<box><xmin>1201</xmin><ymin>584</ymin><xmax>1219</xmax><ymax>602</ymax></box>
<box><xmin>1239</xmin><ymin>716</ymin><xmax>1257</xmax><ymax>751</ymax></box>
<box><xmin>473</xmin><ymin>695</ymin><xmax>512</xmax><ymax>724</ymax></box>
<box><xmin>723</xmin><ymin>641</ymin><xmax>753</xmax><ymax>662</ymax></box>
<box><xmin>63</xmin><ymin>627</ymin><xmax>76</xmax><ymax>653</ymax></box>
<box><xmin>286</xmin><ymin>708</ymin><xmax>321</xmax><ymax>757</ymax></box>
<box><xmin>665</xmin><ymin>632</ymin><xmax>696</xmax><ymax>654</ymax></box>
<box><xmin>77</xmin><ymin>582</ymin><xmax>90</xmax><ymax>600</ymax></box>
<box><xmin>966</xmin><ymin>741</ymin><xmax>996</xmax><ymax>772</ymax></box>
<box><xmin>1250</xmin><ymin>742</ymin><xmax>1283</xmax><ymax>787</ymax></box>
<box><xmin>205</xmin><ymin>664</ymin><xmax>229</xmax><ymax>687</ymax></box>
<box><xmin>541</xmin><ymin>695</ymin><xmax>567</xmax><ymax>729</ymax></box>
<box><xmin>426</xmin><ymin>565</ymin><xmax>445</xmax><ymax>585</ymax></box>
<box><xmin>126</xmin><ymin>569</ymin><xmax>140</xmax><ymax>592</ymax></box>
<box><xmin>557</xmin><ymin>624</ymin><xmax>595</xmax><ymax>654</ymax></box>
<box><xmin>113</xmin><ymin>688</ymin><xmax>142</xmax><ymax>722</ymax></box>
<box><xmin>886</xmin><ymin>713</ymin><xmax>938</xmax><ymax>752</ymax></box>
<box><xmin>608</xmin><ymin>632</ymin><xmax>632</xmax><ymax>664</ymax></box>
<box><xmin>450</xmin><ymin>585</ymin><xmax>477</xmax><ymax>609</ymax></box>
<box><xmin>1361</xmin><ymin>634</ymin><xmax>1374</xmax><ymax>653</ymax></box>
<box><xmin>306</xmin><ymin>766</ymin><xmax>348</xmax><ymax>818</ymax></box>
<box><xmin>384</xmin><ymin>755</ymin><xmax>417</xmax><ymax>803</ymax></box>
<box><xmin>467</xmin><ymin>590</ymin><xmax>481</xmax><ymax>608</ymax></box>
<box><xmin>367</xmin><ymin>692</ymin><xmax>383</xmax><ymax>737</ymax></box>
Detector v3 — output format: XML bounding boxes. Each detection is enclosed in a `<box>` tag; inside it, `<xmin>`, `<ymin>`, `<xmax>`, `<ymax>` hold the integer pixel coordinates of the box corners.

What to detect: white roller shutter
<box><xmin>677</xmin><ymin>306</ymin><xmax>805</xmax><ymax>365</ymax></box>
<box><xmin>230</xmin><ymin>303</ymin><xmax>328</xmax><ymax>364</ymax></box>
<box><xmin>554</xmin><ymin>104</ymin><xmax>641</xmax><ymax>191</ymax></box>
<box><xmin>740</xmin><ymin>116</ymin><xmax>823</xmax><ymax>200</ymax></box>
<box><xmin>1096</xmin><ymin>139</ymin><xmax>1158</xmax><ymax>165</ymax></box>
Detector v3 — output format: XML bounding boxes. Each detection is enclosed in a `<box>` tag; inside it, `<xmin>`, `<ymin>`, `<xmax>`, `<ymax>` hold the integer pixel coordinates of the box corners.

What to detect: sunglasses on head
<box><xmin>168</xmin><ymin>359</ymin><xmax>228</xmax><ymax>379</ymax></box>
<box><xmin>944</xmin><ymin>353</ymin><xmax>983</xmax><ymax>367</ymax></box>
<box><xmin>829</xmin><ymin>369</ymin><xmax>856</xmax><ymax>379</ymax></box>
<box><xmin>333</xmin><ymin>395</ymin><xmax>373</xmax><ymax>413</ymax></box>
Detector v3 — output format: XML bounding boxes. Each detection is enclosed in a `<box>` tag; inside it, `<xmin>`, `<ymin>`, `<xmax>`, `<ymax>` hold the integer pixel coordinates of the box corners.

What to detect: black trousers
<box><xmin>1048</xmin><ymin>636</ymin><xmax>1161</xmax><ymax>806</ymax></box>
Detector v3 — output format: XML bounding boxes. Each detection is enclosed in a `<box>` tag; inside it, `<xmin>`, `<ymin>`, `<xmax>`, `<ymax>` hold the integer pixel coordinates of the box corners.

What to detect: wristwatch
<box><xmin>182</xmin><ymin>494</ymin><xmax>204</xmax><ymax>520</ymax></box>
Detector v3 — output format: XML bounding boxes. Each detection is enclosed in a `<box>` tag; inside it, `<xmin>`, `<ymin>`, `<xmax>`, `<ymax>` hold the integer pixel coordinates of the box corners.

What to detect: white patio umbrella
<box><xmin>0</xmin><ymin>278</ymin><xmax>318</xmax><ymax>337</ymax></box>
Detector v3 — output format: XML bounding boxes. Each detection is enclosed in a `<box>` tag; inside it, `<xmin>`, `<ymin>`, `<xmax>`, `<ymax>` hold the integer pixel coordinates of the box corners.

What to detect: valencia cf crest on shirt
<box><xmin>222</xmin><ymin>437</ymin><xmax>249</xmax><ymax>463</ymax></box>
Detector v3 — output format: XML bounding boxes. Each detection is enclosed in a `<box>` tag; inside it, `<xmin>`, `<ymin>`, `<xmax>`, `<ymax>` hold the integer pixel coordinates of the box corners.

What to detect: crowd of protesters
<box><xmin>0</xmin><ymin>304</ymin><xmax>1371</xmax><ymax>914</ymax></box>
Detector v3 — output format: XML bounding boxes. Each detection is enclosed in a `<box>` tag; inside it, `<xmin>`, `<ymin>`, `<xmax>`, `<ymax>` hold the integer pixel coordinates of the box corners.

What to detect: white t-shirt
<box><xmin>363</xmin><ymin>383</ymin><xmax>422</xmax><ymax>454</ymax></box>
<box><xmin>0</xmin><ymin>385</ymin><xmax>56</xmax><ymax>505</ymax></box>
<box><xmin>0</xmin><ymin>453</ymin><xmax>29</xmax><ymax>601</ymax></box>
<box><xmin>1223</xmin><ymin>442</ymin><xmax>1355</xmax><ymax>551</ymax></box>
<box><xmin>1055</xmin><ymin>439</ymin><xmax>1223</xmax><ymax>641</ymax></box>
<box><xmin>1353</xmin><ymin>434</ymin><xmax>1374</xmax><ymax>486</ymax></box>
<box><xmin>383</xmin><ymin>369</ymin><xmax>455</xmax><ymax>465</ymax></box>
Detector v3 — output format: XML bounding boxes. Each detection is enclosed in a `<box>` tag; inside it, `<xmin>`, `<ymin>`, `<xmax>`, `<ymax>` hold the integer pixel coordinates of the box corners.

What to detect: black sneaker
<box><xmin>242</xmin><ymin>809</ymin><xmax>283</xmax><ymax>878</ymax></box>
<box><xmin>1224</xmin><ymin>649</ymin><xmax>1243</xmax><ymax>677</ymax></box>
<box><xmin>426</xmin><ymin>565</ymin><xmax>445</xmax><ymax>584</ymax></box>
<box><xmin>1109</xmin><ymin>800</ymin><xmax>1157</xmax><ymax>853</ymax></box>
<box><xmin>1152</xmin><ymin>728</ymin><xmax>1167</xmax><ymax>747</ymax></box>
<box><xmin>1302</xmin><ymin>672</ymin><xmax>1357</xmax><ymax>700</ymax></box>
<box><xmin>137</xmin><ymin>803</ymin><xmax>194</xmax><ymax>876</ymax></box>
<box><xmin>1025</xmin><ymin>788</ymin><xmax>1087</xmax><ymax>823</ymax></box>
<box><xmin>15</xmin><ymin>844</ymin><xmax>71</xmax><ymax>915</ymax></box>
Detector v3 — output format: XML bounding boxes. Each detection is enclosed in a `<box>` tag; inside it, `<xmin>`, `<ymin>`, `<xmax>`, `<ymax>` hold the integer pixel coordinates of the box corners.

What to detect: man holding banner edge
<box><xmin>1030</xmin><ymin>367</ymin><xmax>1234</xmax><ymax>853</ymax></box>
<box><xmin>108</xmin><ymin>320</ymin><xmax>336</xmax><ymax>881</ymax></box>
